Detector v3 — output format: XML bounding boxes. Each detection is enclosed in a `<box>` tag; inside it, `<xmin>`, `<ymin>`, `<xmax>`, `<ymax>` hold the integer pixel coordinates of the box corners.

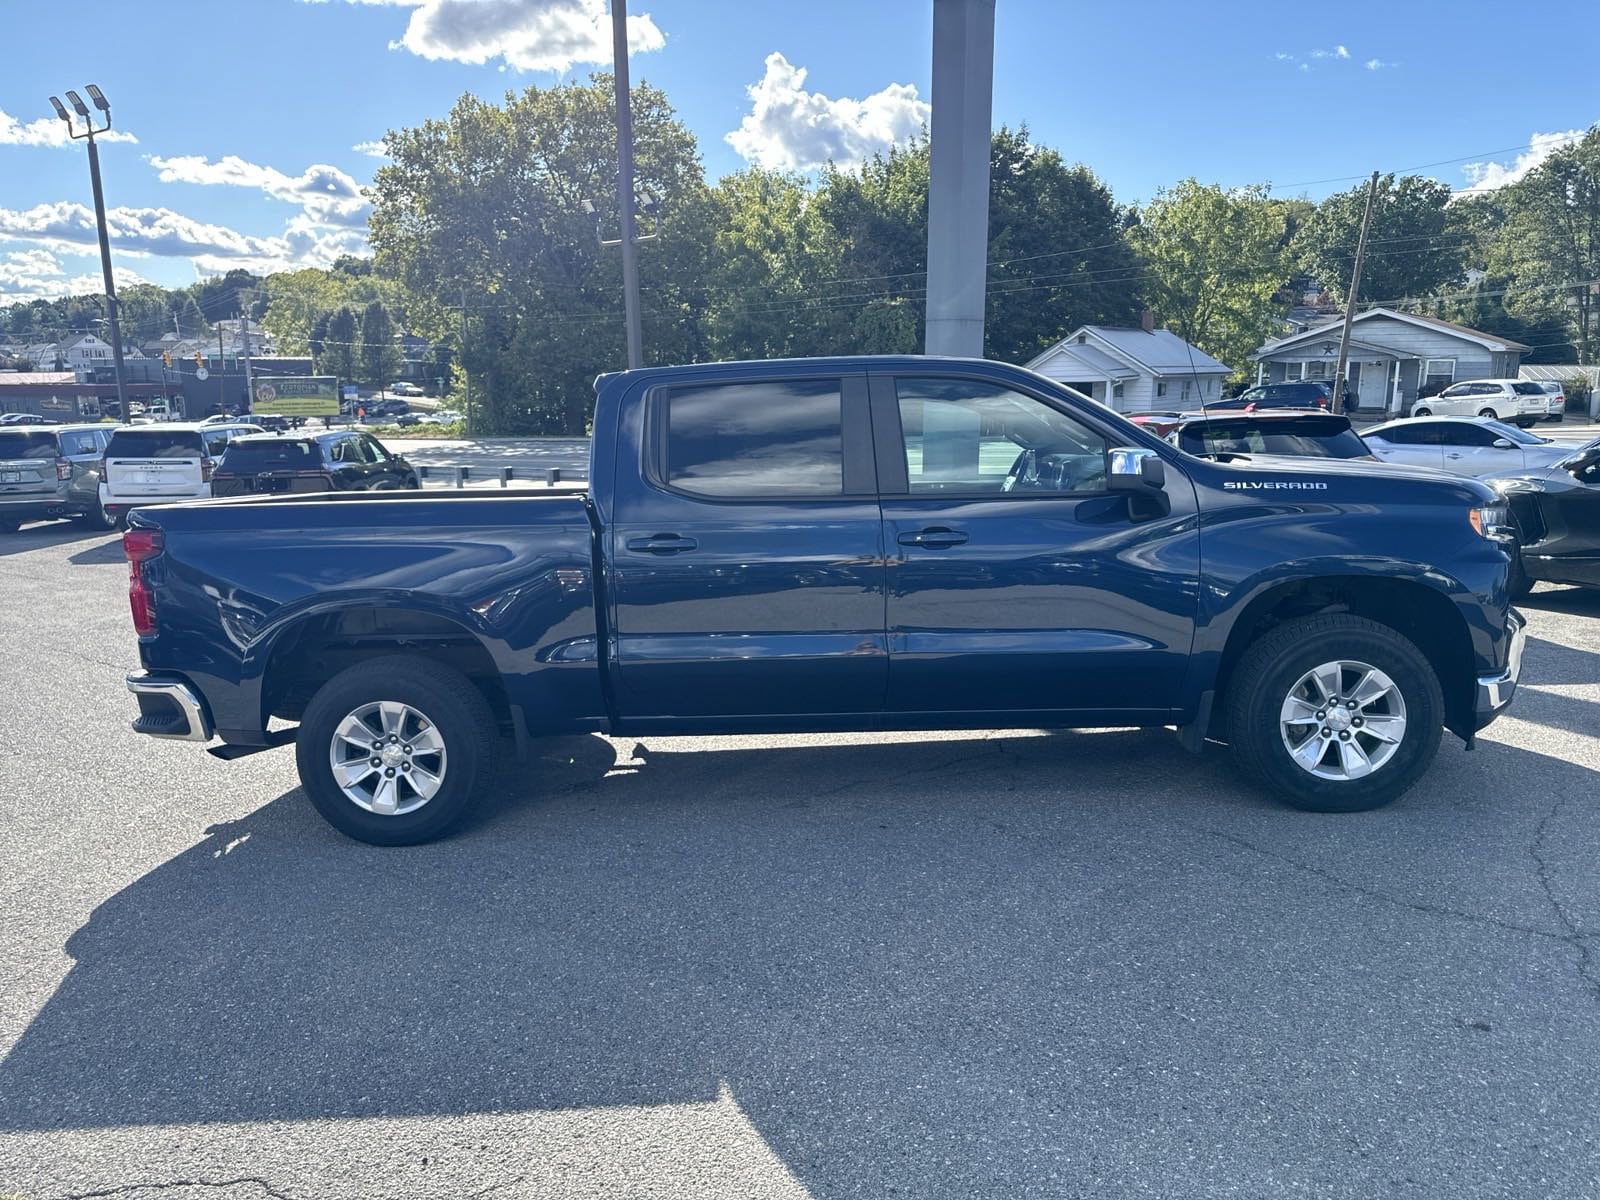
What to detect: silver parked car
<box><xmin>0</xmin><ymin>423</ymin><xmax>116</xmax><ymax>533</ymax></box>
<box><xmin>1364</xmin><ymin>416</ymin><xmax>1572</xmax><ymax>477</ymax></box>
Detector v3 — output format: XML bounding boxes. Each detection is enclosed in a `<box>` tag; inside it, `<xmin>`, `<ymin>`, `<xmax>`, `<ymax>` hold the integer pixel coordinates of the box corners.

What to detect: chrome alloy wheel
<box><xmin>1279</xmin><ymin>660</ymin><xmax>1407</xmax><ymax>781</ymax></box>
<box><xmin>329</xmin><ymin>701</ymin><xmax>447</xmax><ymax>815</ymax></box>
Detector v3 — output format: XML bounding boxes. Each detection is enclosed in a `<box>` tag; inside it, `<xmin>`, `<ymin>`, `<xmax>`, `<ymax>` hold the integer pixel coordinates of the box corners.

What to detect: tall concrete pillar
<box><xmin>923</xmin><ymin>0</ymin><xmax>996</xmax><ymax>359</ymax></box>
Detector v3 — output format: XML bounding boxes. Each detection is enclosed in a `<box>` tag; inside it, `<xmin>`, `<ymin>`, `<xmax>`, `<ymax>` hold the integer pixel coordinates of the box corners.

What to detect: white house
<box><xmin>58</xmin><ymin>334</ymin><xmax>115</xmax><ymax>372</ymax></box>
<box><xmin>1025</xmin><ymin>319</ymin><xmax>1232</xmax><ymax>413</ymax></box>
<box><xmin>1250</xmin><ymin>308</ymin><xmax>1530</xmax><ymax>417</ymax></box>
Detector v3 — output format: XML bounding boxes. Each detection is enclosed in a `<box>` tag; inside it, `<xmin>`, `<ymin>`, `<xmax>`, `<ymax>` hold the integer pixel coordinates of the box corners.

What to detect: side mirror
<box><xmin>1108</xmin><ymin>446</ymin><xmax>1166</xmax><ymax>491</ymax></box>
<box><xmin>1492</xmin><ymin>438</ymin><xmax>1514</xmax><ymax>449</ymax></box>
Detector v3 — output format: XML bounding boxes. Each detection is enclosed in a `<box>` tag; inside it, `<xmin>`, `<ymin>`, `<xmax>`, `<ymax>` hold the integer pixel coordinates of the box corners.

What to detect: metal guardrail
<box><xmin>417</xmin><ymin>466</ymin><xmax>571</xmax><ymax>487</ymax></box>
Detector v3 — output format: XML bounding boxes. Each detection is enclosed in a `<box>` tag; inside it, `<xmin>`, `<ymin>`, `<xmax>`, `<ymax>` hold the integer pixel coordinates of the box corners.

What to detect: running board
<box><xmin>207</xmin><ymin>727</ymin><xmax>298</xmax><ymax>760</ymax></box>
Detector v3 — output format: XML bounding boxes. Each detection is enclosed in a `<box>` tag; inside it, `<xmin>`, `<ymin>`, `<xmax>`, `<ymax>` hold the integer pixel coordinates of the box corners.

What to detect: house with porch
<box><xmin>1250</xmin><ymin>308</ymin><xmax>1530</xmax><ymax>417</ymax></box>
<box><xmin>1025</xmin><ymin>318</ymin><xmax>1231</xmax><ymax>413</ymax></box>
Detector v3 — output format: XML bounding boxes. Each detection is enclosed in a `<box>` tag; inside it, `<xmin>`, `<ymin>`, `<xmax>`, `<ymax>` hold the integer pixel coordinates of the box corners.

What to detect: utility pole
<box><xmin>239</xmin><ymin>288</ymin><xmax>255</xmax><ymax>416</ymax></box>
<box><xmin>460</xmin><ymin>284</ymin><xmax>471</xmax><ymax>435</ymax></box>
<box><xmin>610</xmin><ymin>0</ymin><xmax>643</xmax><ymax>369</ymax></box>
<box><xmin>48</xmin><ymin>86</ymin><xmax>128</xmax><ymax>415</ymax></box>
<box><xmin>1333</xmin><ymin>171</ymin><xmax>1381</xmax><ymax>415</ymax></box>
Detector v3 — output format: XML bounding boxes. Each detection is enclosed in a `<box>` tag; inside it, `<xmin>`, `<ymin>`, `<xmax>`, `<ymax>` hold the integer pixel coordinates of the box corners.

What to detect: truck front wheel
<box><xmin>295</xmin><ymin>656</ymin><xmax>497</xmax><ymax>845</ymax></box>
<box><xmin>1226</xmin><ymin>615</ymin><xmax>1443</xmax><ymax>813</ymax></box>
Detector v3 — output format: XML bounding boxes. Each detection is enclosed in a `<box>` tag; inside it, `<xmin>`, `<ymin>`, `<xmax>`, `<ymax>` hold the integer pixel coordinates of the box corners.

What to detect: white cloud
<box><xmin>147</xmin><ymin>154</ymin><xmax>370</xmax><ymax>228</ymax></box>
<box><xmin>305</xmin><ymin>0</ymin><xmax>665</xmax><ymax>72</ymax></box>
<box><xmin>0</xmin><ymin>108</ymin><xmax>138</xmax><ymax>147</ymax></box>
<box><xmin>1461</xmin><ymin>129</ymin><xmax>1587</xmax><ymax>191</ymax></box>
<box><xmin>0</xmin><ymin>247</ymin><xmax>151</xmax><ymax>305</ymax></box>
<box><xmin>1365</xmin><ymin>57</ymin><xmax>1395</xmax><ymax>70</ymax></box>
<box><xmin>725</xmin><ymin>52</ymin><xmax>929</xmax><ymax>172</ymax></box>
<box><xmin>0</xmin><ymin>200</ymin><xmax>366</xmax><ymax>276</ymax></box>
<box><xmin>1309</xmin><ymin>45</ymin><xmax>1349</xmax><ymax>59</ymax></box>
<box><xmin>352</xmin><ymin>140</ymin><xmax>389</xmax><ymax>157</ymax></box>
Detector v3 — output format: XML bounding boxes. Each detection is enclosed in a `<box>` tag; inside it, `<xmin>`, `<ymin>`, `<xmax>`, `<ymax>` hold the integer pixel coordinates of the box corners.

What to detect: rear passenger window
<box><xmin>664</xmin><ymin>380</ymin><xmax>843</xmax><ymax>497</ymax></box>
<box><xmin>58</xmin><ymin>431</ymin><xmax>100</xmax><ymax>456</ymax></box>
<box><xmin>105</xmin><ymin>429</ymin><xmax>205</xmax><ymax>458</ymax></box>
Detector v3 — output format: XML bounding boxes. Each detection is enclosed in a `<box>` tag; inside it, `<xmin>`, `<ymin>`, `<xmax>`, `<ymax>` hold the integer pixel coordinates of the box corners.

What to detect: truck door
<box><xmin>873</xmin><ymin>371</ymin><xmax>1200</xmax><ymax>718</ymax></box>
<box><xmin>607</xmin><ymin>370</ymin><xmax>887</xmax><ymax>720</ymax></box>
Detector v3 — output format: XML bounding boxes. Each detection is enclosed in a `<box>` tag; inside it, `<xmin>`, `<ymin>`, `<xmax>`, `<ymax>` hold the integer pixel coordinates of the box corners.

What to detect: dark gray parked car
<box><xmin>0</xmin><ymin>423</ymin><xmax>115</xmax><ymax>532</ymax></box>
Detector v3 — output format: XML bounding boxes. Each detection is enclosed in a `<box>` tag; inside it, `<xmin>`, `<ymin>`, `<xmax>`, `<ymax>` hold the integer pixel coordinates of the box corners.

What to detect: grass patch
<box><xmin>364</xmin><ymin>420</ymin><xmax>467</xmax><ymax>439</ymax></box>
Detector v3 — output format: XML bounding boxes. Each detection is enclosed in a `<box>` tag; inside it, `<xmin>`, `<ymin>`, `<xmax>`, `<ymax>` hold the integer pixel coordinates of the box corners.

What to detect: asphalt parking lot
<box><xmin>2</xmin><ymin>522</ymin><xmax>1600</xmax><ymax>1199</ymax></box>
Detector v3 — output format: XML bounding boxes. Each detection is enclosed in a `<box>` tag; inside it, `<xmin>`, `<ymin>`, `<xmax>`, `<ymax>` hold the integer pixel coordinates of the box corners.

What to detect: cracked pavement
<box><xmin>2</xmin><ymin>522</ymin><xmax>1600</xmax><ymax>1198</ymax></box>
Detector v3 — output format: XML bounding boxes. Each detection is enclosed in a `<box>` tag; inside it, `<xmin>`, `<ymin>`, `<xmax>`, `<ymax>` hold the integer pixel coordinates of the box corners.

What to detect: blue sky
<box><xmin>2</xmin><ymin>0</ymin><xmax>1597</xmax><ymax>307</ymax></box>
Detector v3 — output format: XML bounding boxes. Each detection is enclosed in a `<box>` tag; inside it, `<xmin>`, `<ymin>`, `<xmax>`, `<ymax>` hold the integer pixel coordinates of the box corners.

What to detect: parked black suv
<box><xmin>211</xmin><ymin>431</ymin><xmax>420</xmax><ymax>496</ymax></box>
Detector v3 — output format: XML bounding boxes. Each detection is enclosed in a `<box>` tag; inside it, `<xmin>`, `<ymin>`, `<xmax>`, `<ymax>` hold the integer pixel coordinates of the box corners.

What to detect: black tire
<box><xmin>1411</xmin><ymin>407</ymin><xmax>1431</xmax><ymax>418</ymax></box>
<box><xmin>295</xmin><ymin>656</ymin><xmax>497</xmax><ymax>845</ymax></box>
<box><xmin>1478</xmin><ymin>408</ymin><xmax>1499</xmax><ymax>420</ymax></box>
<box><xmin>1226</xmin><ymin>615</ymin><xmax>1443</xmax><ymax>814</ymax></box>
<box><xmin>78</xmin><ymin>500</ymin><xmax>116</xmax><ymax>531</ymax></box>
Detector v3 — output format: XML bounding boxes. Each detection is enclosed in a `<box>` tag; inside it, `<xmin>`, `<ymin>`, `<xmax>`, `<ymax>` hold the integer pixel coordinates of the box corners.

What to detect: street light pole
<box><xmin>610</xmin><ymin>0</ymin><xmax>644</xmax><ymax>370</ymax></box>
<box><xmin>50</xmin><ymin>86</ymin><xmax>128</xmax><ymax>417</ymax></box>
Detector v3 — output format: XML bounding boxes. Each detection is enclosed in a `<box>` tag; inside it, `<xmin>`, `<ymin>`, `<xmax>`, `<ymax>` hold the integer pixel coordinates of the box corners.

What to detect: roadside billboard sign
<box><xmin>252</xmin><ymin>376</ymin><xmax>340</xmax><ymax>417</ymax></box>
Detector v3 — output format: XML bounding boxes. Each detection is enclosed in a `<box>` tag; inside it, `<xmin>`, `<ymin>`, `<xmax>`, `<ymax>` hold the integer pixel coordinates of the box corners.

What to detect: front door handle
<box><xmin>1446</xmin><ymin>452</ymin><xmax>1464</xmax><ymax>459</ymax></box>
<box><xmin>625</xmin><ymin>533</ymin><xmax>699</xmax><ymax>554</ymax></box>
<box><xmin>898</xmin><ymin>527</ymin><xmax>969</xmax><ymax>549</ymax></box>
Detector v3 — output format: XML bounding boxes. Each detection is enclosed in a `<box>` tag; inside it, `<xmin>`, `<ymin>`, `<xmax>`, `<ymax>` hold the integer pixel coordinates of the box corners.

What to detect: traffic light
<box><xmin>161</xmin><ymin>351</ymin><xmax>172</xmax><ymax>368</ymax></box>
<box><xmin>193</xmin><ymin>352</ymin><xmax>203</xmax><ymax>369</ymax></box>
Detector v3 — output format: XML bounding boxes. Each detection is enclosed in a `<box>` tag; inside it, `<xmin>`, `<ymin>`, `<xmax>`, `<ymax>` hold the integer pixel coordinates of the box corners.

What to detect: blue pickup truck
<box><xmin>123</xmin><ymin>356</ymin><xmax>1526</xmax><ymax>844</ymax></box>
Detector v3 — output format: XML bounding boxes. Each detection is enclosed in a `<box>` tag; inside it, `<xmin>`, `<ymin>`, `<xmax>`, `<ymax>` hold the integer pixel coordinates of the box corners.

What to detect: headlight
<box><xmin>1469</xmin><ymin>503</ymin><xmax>1514</xmax><ymax>541</ymax></box>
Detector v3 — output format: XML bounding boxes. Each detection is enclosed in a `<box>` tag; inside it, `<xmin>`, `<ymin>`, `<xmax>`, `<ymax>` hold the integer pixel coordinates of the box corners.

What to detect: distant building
<box><xmin>1025</xmin><ymin>316</ymin><xmax>1232</xmax><ymax>413</ymax></box>
<box><xmin>1251</xmin><ymin>307</ymin><xmax>1531</xmax><ymax>416</ymax></box>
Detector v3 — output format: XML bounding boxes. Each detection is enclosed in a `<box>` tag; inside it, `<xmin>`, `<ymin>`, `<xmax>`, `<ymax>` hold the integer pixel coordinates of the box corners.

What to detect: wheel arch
<box><xmin>1213</xmin><ymin>575</ymin><xmax>1477</xmax><ymax>737</ymax></box>
<box><xmin>257</xmin><ymin>603</ymin><xmax>513</xmax><ymax>735</ymax></box>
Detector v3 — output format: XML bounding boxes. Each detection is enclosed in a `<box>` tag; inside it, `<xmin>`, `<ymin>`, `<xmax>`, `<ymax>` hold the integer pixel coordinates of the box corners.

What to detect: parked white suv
<box><xmin>100</xmin><ymin>422</ymin><xmax>262</xmax><ymax>526</ymax></box>
<box><xmin>1410</xmin><ymin>379</ymin><xmax>1548</xmax><ymax>427</ymax></box>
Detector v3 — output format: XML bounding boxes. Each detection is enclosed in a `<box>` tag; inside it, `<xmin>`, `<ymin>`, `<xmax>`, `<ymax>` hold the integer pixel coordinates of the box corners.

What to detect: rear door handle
<box><xmin>625</xmin><ymin>534</ymin><xmax>699</xmax><ymax>554</ymax></box>
<box><xmin>898</xmin><ymin>527</ymin><xmax>969</xmax><ymax>548</ymax></box>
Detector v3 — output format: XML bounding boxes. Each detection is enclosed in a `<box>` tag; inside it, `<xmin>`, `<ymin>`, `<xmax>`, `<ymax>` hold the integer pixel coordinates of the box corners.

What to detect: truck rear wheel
<box><xmin>295</xmin><ymin>656</ymin><xmax>497</xmax><ymax>845</ymax></box>
<box><xmin>1226</xmin><ymin>615</ymin><xmax>1442</xmax><ymax>813</ymax></box>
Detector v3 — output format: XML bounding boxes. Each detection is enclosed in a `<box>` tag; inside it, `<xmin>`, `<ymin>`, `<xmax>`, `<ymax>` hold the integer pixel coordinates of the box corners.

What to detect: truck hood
<box><xmin>1192</xmin><ymin>452</ymin><xmax>1497</xmax><ymax>504</ymax></box>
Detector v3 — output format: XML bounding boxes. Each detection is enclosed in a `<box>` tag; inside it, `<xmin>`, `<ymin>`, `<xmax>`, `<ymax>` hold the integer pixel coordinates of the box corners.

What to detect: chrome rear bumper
<box><xmin>126</xmin><ymin>671</ymin><xmax>214</xmax><ymax>742</ymax></box>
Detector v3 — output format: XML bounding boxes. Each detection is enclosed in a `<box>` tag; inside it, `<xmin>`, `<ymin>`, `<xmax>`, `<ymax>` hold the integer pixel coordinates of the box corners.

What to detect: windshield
<box><xmin>0</xmin><ymin>431</ymin><xmax>58</xmax><ymax>460</ymax></box>
<box><xmin>1177</xmin><ymin>416</ymin><xmax>1371</xmax><ymax>460</ymax></box>
<box><xmin>1485</xmin><ymin>421</ymin><xmax>1548</xmax><ymax>446</ymax></box>
<box><xmin>1511</xmin><ymin>382</ymin><xmax>1546</xmax><ymax>396</ymax></box>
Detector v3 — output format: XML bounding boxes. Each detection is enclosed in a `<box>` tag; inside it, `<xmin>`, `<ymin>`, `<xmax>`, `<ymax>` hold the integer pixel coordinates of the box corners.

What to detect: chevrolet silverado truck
<box><xmin>122</xmin><ymin>356</ymin><xmax>1527</xmax><ymax>845</ymax></box>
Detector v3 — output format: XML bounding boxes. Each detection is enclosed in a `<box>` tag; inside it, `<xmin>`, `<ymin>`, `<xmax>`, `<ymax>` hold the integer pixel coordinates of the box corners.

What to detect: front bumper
<box><xmin>126</xmin><ymin>671</ymin><xmax>215</xmax><ymax>742</ymax></box>
<box><xmin>1474</xmin><ymin>609</ymin><xmax>1527</xmax><ymax>729</ymax></box>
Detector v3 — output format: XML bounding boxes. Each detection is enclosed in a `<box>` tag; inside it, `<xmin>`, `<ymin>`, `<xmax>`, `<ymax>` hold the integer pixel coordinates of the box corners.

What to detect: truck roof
<box><xmin>597</xmin><ymin>354</ymin><xmax>1006</xmax><ymax>390</ymax></box>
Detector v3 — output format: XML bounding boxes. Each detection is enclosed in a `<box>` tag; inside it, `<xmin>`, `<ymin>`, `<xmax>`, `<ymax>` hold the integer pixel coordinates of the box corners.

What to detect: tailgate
<box><xmin>212</xmin><ymin>471</ymin><xmax>333</xmax><ymax>497</ymax></box>
<box><xmin>106</xmin><ymin>455</ymin><xmax>203</xmax><ymax>497</ymax></box>
<box><xmin>0</xmin><ymin>455</ymin><xmax>55</xmax><ymax>496</ymax></box>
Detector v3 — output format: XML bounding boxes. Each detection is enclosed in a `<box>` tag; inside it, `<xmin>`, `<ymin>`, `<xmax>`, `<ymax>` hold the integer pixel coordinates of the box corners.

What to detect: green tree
<box><xmin>369</xmin><ymin>75</ymin><xmax>714</xmax><ymax>434</ymax></box>
<box><xmin>1492</xmin><ymin>126</ymin><xmax>1600</xmax><ymax>362</ymax></box>
<box><xmin>1296</xmin><ymin>174</ymin><xmax>1469</xmax><ymax>307</ymax></box>
<box><xmin>308</xmin><ymin>310</ymin><xmax>331</xmax><ymax>363</ymax></box>
<box><xmin>324</xmin><ymin>306</ymin><xmax>357</xmax><ymax>387</ymax></box>
<box><xmin>1129</xmin><ymin>180</ymin><xmax>1290</xmax><ymax>377</ymax></box>
<box><xmin>358</xmin><ymin>301</ymin><xmax>401</xmax><ymax>388</ymax></box>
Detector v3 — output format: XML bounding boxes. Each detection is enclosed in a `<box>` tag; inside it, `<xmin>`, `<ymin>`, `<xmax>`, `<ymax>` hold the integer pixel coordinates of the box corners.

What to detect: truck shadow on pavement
<box><xmin>4</xmin><ymin>728</ymin><xmax>1600</xmax><ymax>1196</ymax></box>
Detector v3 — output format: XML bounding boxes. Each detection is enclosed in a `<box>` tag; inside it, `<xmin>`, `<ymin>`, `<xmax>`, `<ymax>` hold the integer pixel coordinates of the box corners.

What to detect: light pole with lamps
<box><xmin>48</xmin><ymin>84</ymin><xmax>129</xmax><ymax>418</ymax></box>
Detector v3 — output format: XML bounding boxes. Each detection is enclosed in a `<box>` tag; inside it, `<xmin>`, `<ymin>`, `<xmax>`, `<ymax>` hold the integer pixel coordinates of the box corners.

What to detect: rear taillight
<box><xmin>123</xmin><ymin>527</ymin><xmax>164</xmax><ymax>636</ymax></box>
<box><xmin>56</xmin><ymin>456</ymin><xmax>71</xmax><ymax>481</ymax></box>
<box><xmin>200</xmin><ymin>457</ymin><xmax>215</xmax><ymax>482</ymax></box>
